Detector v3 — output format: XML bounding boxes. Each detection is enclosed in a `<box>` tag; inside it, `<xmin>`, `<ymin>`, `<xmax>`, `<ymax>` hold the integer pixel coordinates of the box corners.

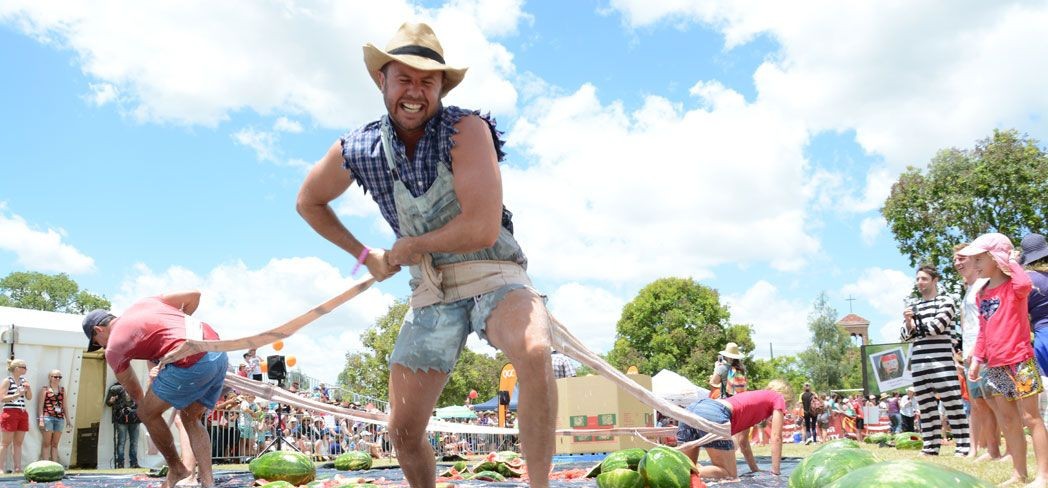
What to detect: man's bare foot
<box><xmin>160</xmin><ymin>464</ymin><xmax>191</xmax><ymax>488</ymax></box>
<box><xmin>1024</xmin><ymin>477</ymin><xmax>1048</xmax><ymax>488</ymax></box>
<box><xmin>1000</xmin><ymin>474</ymin><xmax>1028</xmax><ymax>487</ymax></box>
<box><xmin>997</xmin><ymin>454</ymin><xmax>1014</xmax><ymax>463</ymax></box>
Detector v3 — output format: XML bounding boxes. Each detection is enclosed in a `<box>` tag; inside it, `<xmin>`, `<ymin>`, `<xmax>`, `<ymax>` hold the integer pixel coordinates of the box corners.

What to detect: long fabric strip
<box><xmin>549</xmin><ymin>317</ymin><xmax>730</xmax><ymax>448</ymax></box>
<box><xmin>158</xmin><ymin>276</ymin><xmax>376</xmax><ymax>367</ymax></box>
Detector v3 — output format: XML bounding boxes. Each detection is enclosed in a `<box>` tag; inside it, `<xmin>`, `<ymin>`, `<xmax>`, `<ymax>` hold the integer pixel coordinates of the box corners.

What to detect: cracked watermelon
<box><xmin>824</xmin><ymin>459</ymin><xmax>992</xmax><ymax>487</ymax></box>
<box><xmin>894</xmin><ymin>432</ymin><xmax>923</xmax><ymax>450</ymax></box>
<box><xmin>601</xmin><ymin>448</ymin><xmax>647</xmax><ymax>472</ymax></box>
<box><xmin>638</xmin><ymin>446</ymin><xmax>694</xmax><ymax>488</ymax></box>
<box><xmin>24</xmin><ymin>460</ymin><xmax>64</xmax><ymax>482</ymax></box>
<box><xmin>597</xmin><ymin>468</ymin><xmax>645</xmax><ymax>488</ymax></box>
<box><xmin>788</xmin><ymin>444</ymin><xmax>877</xmax><ymax>487</ymax></box>
<box><xmin>334</xmin><ymin>451</ymin><xmax>373</xmax><ymax>471</ymax></box>
<box><xmin>249</xmin><ymin>451</ymin><xmax>317</xmax><ymax>486</ymax></box>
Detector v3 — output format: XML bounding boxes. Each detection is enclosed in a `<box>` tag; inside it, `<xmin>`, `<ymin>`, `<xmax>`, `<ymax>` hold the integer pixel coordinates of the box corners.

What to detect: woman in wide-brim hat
<box><xmin>709</xmin><ymin>342</ymin><xmax>747</xmax><ymax>399</ymax></box>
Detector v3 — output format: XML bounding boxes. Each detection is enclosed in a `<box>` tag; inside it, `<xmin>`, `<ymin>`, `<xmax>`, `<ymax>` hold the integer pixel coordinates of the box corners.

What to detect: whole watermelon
<box><xmin>824</xmin><ymin>459</ymin><xmax>993</xmax><ymax>487</ymax></box>
<box><xmin>24</xmin><ymin>460</ymin><xmax>64</xmax><ymax>482</ymax></box>
<box><xmin>597</xmin><ymin>468</ymin><xmax>645</xmax><ymax>488</ymax></box>
<box><xmin>895</xmin><ymin>432</ymin><xmax>923</xmax><ymax>450</ymax></box>
<box><xmin>601</xmin><ymin>448</ymin><xmax>647</xmax><ymax>472</ymax></box>
<box><xmin>335</xmin><ymin>451</ymin><xmax>373</xmax><ymax>471</ymax></box>
<box><xmin>812</xmin><ymin>438</ymin><xmax>862</xmax><ymax>454</ymax></box>
<box><xmin>249</xmin><ymin>451</ymin><xmax>317</xmax><ymax>485</ymax></box>
<box><xmin>788</xmin><ymin>444</ymin><xmax>877</xmax><ymax>487</ymax></box>
<box><xmin>638</xmin><ymin>446</ymin><xmax>693</xmax><ymax>488</ymax></box>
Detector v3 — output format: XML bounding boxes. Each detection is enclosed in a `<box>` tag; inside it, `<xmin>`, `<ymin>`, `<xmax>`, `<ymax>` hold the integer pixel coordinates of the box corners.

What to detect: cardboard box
<box><xmin>555</xmin><ymin>374</ymin><xmax>655</xmax><ymax>454</ymax></box>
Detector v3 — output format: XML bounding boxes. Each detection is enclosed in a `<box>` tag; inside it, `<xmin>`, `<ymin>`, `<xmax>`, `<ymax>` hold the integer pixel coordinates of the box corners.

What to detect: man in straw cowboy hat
<box><xmin>296</xmin><ymin>22</ymin><xmax>557</xmax><ymax>486</ymax></box>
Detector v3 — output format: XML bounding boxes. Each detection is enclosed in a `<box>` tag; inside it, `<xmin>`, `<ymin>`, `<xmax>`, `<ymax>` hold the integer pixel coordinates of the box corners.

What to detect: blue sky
<box><xmin>3</xmin><ymin>1</ymin><xmax>1047</xmax><ymax>384</ymax></box>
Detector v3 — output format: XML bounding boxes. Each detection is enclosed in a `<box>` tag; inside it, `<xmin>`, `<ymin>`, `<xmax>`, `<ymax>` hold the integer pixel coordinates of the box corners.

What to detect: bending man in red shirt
<box><xmin>676</xmin><ymin>379</ymin><xmax>788</xmax><ymax>480</ymax></box>
<box><xmin>82</xmin><ymin>291</ymin><xmax>228</xmax><ymax>488</ymax></box>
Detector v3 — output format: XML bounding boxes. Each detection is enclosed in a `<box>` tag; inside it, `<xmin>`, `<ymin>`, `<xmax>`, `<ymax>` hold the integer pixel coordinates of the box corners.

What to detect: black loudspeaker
<box><xmin>267</xmin><ymin>355</ymin><xmax>286</xmax><ymax>380</ymax></box>
<box><xmin>498</xmin><ymin>390</ymin><xmax>510</xmax><ymax>405</ymax></box>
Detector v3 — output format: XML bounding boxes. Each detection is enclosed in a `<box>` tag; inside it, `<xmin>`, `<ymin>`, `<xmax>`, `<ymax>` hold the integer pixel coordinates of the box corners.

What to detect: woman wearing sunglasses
<box><xmin>38</xmin><ymin>369</ymin><xmax>68</xmax><ymax>463</ymax></box>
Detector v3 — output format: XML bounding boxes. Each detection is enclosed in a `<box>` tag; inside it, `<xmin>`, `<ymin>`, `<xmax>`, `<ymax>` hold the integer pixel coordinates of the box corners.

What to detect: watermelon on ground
<box><xmin>812</xmin><ymin>438</ymin><xmax>862</xmax><ymax>454</ymax></box>
<box><xmin>638</xmin><ymin>446</ymin><xmax>694</xmax><ymax>488</ymax></box>
<box><xmin>865</xmin><ymin>432</ymin><xmax>891</xmax><ymax>444</ymax></box>
<box><xmin>585</xmin><ymin>462</ymin><xmax>603</xmax><ymax>478</ymax></box>
<box><xmin>334</xmin><ymin>451</ymin><xmax>373</xmax><ymax>471</ymax></box>
<box><xmin>597</xmin><ymin>468</ymin><xmax>645</xmax><ymax>488</ymax></box>
<box><xmin>824</xmin><ymin>459</ymin><xmax>992</xmax><ymax>487</ymax></box>
<box><xmin>24</xmin><ymin>460</ymin><xmax>64</xmax><ymax>482</ymax></box>
<box><xmin>788</xmin><ymin>444</ymin><xmax>877</xmax><ymax>487</ymax></box>
<box><xmin>603</xmin><ymin>448</ymin><xmax>646</xmax><ymax>471</ymax></box>
<box><xmin>894</xmin><ymin>432</ymin><xmax>923</xmax><ymax>450</ymax></box>
<box><xmin>249</xmin><ymin>451</ymin><xmax>317</xmax><ymax>486</ymax></box>
<box><xmin>470</xmin><ymin>470</ymin><xmax>506</xmax><ymax>481</ymax></box>
<box><xmin>260</xmin><ymin>481</ymin><xmax>297</xmax><ymax>488</ymax></box>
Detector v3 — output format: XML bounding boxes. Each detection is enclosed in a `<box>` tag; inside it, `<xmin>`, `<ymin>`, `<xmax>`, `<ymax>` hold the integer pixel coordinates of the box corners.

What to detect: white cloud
<box><xmin>0</xmin><ymin>0</ymin><xmax>525</xmax><ymax>128</ymax></box>
<box><xmin>86</xmin><ymin>82</ymin><xmax>117</xmax><ymax>106</ymax></box>
<box><xmin>232</xmin><ymin>128</ymin><xmax>279</xmax><ymax>163</ymax></box>
<box><xmin>546</xmin><ymin>283</ymin><xmax>626</xmax><ymax>354</ymax></box>
<box><xmin>0</xmin><ymin>204</ymin><xmax>95</xmax><ymax>274</ymax></box>
<box><xmin>859</xmin><ymin>216</ymin><xmax>886</xmax><ymax>246</ymax></box>
<box><xmin>112</xmin><ymin>257</ymin><xmax>397</xmax><ymax>384</ymax></box>
<box><xmin>606</xmin><ymin>1</ymin><xmax>1048</xmax><ymax>212</ymax></box>
<box><xmin>504</xmin><ymin>83</ymin><xmax>819</xmax><ymax>283</ymax></box>
<box><xmin>273</xmin><ymin>117</ymin><xmax>304</xmax><ymax>134</ymax></box>
<box><xmin>724</xmin><ymin>281</ymin><xmax>811</xmax><ymax>358</ymax></box>
<box><xmin>840</xmin><ymin>267</ymin><xmax>913</xmax><ymax>343</ymax></box>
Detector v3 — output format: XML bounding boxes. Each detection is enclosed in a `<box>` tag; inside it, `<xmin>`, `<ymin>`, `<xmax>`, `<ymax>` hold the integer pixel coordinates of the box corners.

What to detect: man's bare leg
<box><xmin>180</xmin><ymin>403</ymin><xmax>214</xmax><ymax>487</ymax></box>
<box><xmin>388</xmin><ymin>364</ymin><xmax>448</xmax><ymax>488</ymax></box>
<box><xmin>486</xmin><ymin>289</ymin><xmax>556</xmax><ymax>488</ymax></box>
<box><xmin>700</xmin><ymin>447</ymin><xmax>739</xmax><ymax>480</ymax></box>
<box><xmin>137</xmin><ymin>390</ymin><xmax>191</xmax><ymax>488</ymax></box>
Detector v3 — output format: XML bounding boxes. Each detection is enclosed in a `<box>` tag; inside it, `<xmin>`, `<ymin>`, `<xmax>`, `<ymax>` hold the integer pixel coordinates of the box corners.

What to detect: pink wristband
<box><xmin>351</xmin><ymin>247</ymin><xmax>370</xmax><ymax>277</ymax></box>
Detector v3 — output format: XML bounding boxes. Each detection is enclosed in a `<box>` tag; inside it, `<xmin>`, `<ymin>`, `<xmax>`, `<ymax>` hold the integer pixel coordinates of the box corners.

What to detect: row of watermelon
<box><xmin>250</xmin><ymin>450</ymin><xmax>373</xmax><ymax>486</ymax></box>
<box><xmin>789</xmin><ymin>438</ymin><xmax>992</xmax><ymax>487</ymax></box>
<box><xmin>587</xmin><ymin>446</ymin><xmax>704</xmax><ymax>488</ymax></box>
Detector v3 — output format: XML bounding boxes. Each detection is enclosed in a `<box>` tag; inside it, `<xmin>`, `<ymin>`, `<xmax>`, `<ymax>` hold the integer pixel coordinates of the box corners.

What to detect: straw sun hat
<box><xmin>363</xmin><ymin>22</ymin><xmax>467</xmax><ymax>98</ymax></box>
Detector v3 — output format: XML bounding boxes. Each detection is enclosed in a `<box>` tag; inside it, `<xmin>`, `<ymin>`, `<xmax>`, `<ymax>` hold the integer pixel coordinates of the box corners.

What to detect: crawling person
<box><xmin>676</xmin><ymin>379</ymin><xmax>789</xmax><ymax>480</ymax></box>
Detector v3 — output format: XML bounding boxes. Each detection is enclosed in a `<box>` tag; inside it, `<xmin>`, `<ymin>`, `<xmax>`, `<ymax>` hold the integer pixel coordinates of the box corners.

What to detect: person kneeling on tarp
<box><xmin>676</xmin><ymin>379</ymin><xmax>789</xmax><ymax>479</ymax></box>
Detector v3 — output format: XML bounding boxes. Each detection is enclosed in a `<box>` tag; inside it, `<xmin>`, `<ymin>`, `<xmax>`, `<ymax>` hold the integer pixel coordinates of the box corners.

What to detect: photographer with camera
<box><xmin>107</xmin><ymin>381</ymin><xmax>141</xmax><ymax>468</ymax></box>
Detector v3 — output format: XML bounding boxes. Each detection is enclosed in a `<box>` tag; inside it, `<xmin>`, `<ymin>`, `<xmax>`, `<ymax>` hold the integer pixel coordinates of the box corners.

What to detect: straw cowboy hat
<box><xmin>363</xmin><ymin>22</ymin><xmax>467</xmax><ymax>98</ymax></box>
<box><xmin>719</xmin><ymin>342</ymin><xmax>744</xmax><ymax>360</ymax></box>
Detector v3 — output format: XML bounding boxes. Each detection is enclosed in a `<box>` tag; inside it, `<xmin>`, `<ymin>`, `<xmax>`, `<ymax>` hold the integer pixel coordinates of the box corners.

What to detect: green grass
<box><xmin>742</xmin><ymin>440</ymin><xmax>1029</xmax><ymax>484</ymax></box>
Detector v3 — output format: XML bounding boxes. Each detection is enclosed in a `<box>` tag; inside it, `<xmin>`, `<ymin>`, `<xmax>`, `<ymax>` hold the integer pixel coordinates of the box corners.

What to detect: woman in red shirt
<box><xmin>677</xmin><ymin>379</ymin><xmax>788</xmax><ymax>480</ymax></box>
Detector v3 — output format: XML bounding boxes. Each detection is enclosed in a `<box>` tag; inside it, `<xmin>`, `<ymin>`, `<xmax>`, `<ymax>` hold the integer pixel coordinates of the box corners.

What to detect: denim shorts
<box><xmin>390</xmin><ymin>284</ymin><xmax>537</xmax><ymax>373</ymax></box>
<box><xmin>42</xmin><ymin>416</ymin><xmax>64</xmax><ymax>432</ymax></box>
<box><xmin>967</xmin><ymin>374</ymin><xmax>994</xmax><ymax>400</ymax></box>
<box><xmin>152</xmin><ymin>351</ymin><xmax>229</xmax><ymax>409</ymax></box>
<box><xmin>676</xmin><ymin>399</ymin><xmax>735</xmax><ymax>450</ymax></box>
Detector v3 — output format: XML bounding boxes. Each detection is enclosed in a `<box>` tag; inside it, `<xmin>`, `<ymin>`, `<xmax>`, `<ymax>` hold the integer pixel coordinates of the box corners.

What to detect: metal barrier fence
<box><xmin>203</xmin><ymin>408</ymin><xmax>518</xmax><ymax>463</ymax></box>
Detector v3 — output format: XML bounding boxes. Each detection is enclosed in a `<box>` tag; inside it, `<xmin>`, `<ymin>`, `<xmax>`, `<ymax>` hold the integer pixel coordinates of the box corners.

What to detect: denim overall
<box><xmin>380</xmin><ymin>116</ymin><xmax>534</xmax><ymax>373</ymax></box>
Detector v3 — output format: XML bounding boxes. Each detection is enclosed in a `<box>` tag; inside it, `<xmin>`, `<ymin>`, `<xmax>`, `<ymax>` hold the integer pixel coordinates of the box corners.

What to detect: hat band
<box><xmin>388</xmin><ymin>45</ymin><xmax>446</xmax><ymax>65</ymax></box>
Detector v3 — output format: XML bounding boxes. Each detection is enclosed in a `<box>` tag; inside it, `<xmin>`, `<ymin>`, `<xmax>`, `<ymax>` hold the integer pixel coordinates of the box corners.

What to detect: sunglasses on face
<box><xmin>51</xmin><ymin>376</ymin><xmax>62</xmax><ymax>379</ymax></box>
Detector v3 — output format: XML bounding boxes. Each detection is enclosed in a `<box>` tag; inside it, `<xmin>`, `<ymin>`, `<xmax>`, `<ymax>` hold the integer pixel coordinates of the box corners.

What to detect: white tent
<box><xmin>0</xmin><ymin>306</ymin><xmax>177</xmax><ymax>470</ymax></box>
<box><xmin>652</xmin><ymin>369</ymin><xmax>709</xmax><ymax>408</ymax></box>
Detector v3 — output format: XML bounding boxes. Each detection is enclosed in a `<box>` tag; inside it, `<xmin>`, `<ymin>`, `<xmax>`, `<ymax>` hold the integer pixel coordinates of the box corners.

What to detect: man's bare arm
<box><xmin>160</xmin><ymin>291</ymin><xmax>201</xmax><ymax>315</ymax></box>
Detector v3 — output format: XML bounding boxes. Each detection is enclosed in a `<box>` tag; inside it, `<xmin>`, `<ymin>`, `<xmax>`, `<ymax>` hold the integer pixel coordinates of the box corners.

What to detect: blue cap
<box><xmin>82</xmin><ymin>309</ymin><xmax>113</xmax><ymax>352</ymax></box>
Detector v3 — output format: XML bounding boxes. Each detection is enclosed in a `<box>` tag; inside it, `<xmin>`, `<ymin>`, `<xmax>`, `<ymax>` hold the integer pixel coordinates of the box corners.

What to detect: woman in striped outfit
<box><xmin>0</xmin><ymin>358</ymin><xmax>32</xmax><ymax>473</ymax></box>
<box><xmin>901</xmin><ymin>265</ymin><xmax>970</xmax><ymax>456</ymax></box>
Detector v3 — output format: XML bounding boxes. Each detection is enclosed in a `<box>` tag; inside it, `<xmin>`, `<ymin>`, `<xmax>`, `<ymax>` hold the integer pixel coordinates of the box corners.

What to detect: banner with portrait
<box><xmin>861</xmin><ymin>342</ymin><xmax>913</xmax><ymax>396</ymax></box>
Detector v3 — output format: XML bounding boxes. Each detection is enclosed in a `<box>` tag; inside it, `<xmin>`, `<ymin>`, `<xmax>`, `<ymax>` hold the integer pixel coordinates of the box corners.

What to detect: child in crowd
<box><xmin>676</xmin><ymin>379</ymin><xmax>788</xmax><ymax>480</ymax></box>
<box><xmin>963</xmin><ymin>233</ymin><xmax>1048</xmax><ymax>487</ymax></box>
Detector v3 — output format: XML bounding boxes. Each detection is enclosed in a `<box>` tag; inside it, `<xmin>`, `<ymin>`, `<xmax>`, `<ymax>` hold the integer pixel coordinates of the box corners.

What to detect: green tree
<box><xmin>607</xmin><ymin>277</ymin><xmax>734</xmax><ymax>385</ymax></box>
<box><xmin>799</xmin><ymin>293</ymin><xmax>860</xmax><ymax>392</ymax></box>
<box><xmin>882</xmin><ymin>129</ymin><xmax>1048</xmax><ymax>285</ymax></box>
<box><xmin>336</xmin><ymin>299</ymin><xmax>509</xmax><ymax>406</ymax></box>
<box><xmin>440</xmin><ymin>350</ymin><xmax>506</xmax><ymax>407</ymax></box>
<box><xmin>337</xmin><ymin>300</ymin><xmax>407</xmax><ymax>400</ymax></box>
<box><xmin>0</xmin><ymin>271</ymin><xmax>110</xmax><ymax>313</ymax></box>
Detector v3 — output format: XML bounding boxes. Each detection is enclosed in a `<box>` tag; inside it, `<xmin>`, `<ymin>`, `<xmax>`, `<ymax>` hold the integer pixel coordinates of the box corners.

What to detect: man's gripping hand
<box><xmin>365</xmin><ymin>248</ymin><xmax>402</xmax><ymax>281</ymax></box>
